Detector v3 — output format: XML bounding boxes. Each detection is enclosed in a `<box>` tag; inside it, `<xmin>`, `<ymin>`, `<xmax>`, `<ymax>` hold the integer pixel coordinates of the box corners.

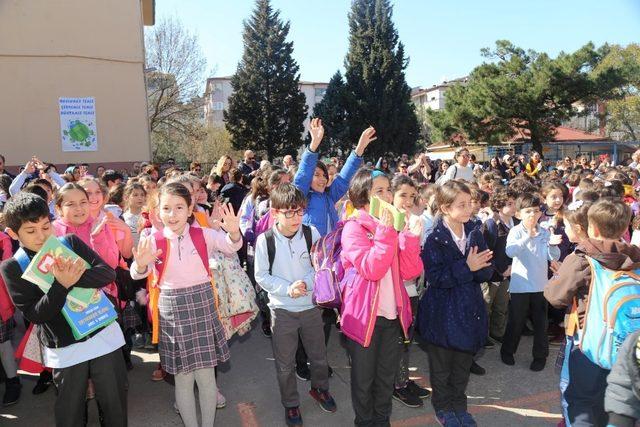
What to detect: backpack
<box><xmin>309</xmin><ymin>221</ymin><xmax>346</xmax><ymax>309</ymax></box>
<box><xmin>435</xmin><ymin>164</ymin><xmax>458</xmax><ymax>185</ymax></box>
<box><xmin>572</xmin><ymin>256</ymin><xmax>640</xmax><ymax>370</ymax></box>
<box><xmin>264</xmin><ymin>225</ymin><xmax>313</xmax><ymax>275</ymax></box>
<box><xmin>254</xmin><ymin>210</ymin><xmax>274</xmax><ymax>244</ymax></box>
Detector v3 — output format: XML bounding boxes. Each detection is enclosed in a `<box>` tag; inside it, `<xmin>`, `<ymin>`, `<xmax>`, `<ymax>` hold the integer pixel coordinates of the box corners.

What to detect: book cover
<box><xmin>20</xmin><ymin>235</ymin><xmax>94</xmax><ymax>308</ymax></box>
<box><xmin>369</xmin><ymin>196</ymin><xmax>406</xmax><ymax>232</ymax></box>
<box><xmin>61</xmin><ymin>290</ymin><xmax>118</xmax><ymax>340</ymax></box>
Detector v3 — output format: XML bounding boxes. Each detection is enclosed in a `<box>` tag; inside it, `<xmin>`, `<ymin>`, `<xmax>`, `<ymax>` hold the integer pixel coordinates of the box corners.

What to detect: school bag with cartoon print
<box><xmin>569</xmin><ymin>256</ymin><xmax>640</xmax><ymax>369</ymax></box>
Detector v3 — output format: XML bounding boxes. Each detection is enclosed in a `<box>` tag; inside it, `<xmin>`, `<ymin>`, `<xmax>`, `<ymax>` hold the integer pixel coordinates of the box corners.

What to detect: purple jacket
<box><xmin>339</xmin><ymin>210</ymin><xmax>423</xmax><ymax>347</ymax></box>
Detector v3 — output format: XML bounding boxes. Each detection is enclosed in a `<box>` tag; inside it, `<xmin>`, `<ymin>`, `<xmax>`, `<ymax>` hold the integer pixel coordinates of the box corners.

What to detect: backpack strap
<box><xmin>14</xmin><ymin>248</ymin><xmax>30</xmax><ymax>272</ymax></box>
<box><xmin>189</xmin><ymin>226</ymin><xmax>211</xmax><ymax>274</ymax></box>
<box><xmin>265</xmin><ymin>229</ymin><xmax>276</xmax><ymax>276</ymax></box>
<box><xmin>452</xmin><ymin>164</ymin><xmax>458</xmax><ymax>180</ymax></box>
<box><xmin>302</xmin><ymin>225</ymin><xmax>313</xmax><ymax>255</ymax></box>
<box><xmin>153</xmin><ymin>231</ymin><xmax>169</xmax><ymax>286</ymax></box>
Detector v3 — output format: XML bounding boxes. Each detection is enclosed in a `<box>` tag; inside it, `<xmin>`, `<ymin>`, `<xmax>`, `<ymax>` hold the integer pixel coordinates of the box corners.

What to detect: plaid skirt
<box><xmin>120</xmin><ymin>302</ymin><xmax>142</xmax><ymax>331</ymax></box>
<box><xmin>158</xmin><ymin>282</ymin><xmax>230</xmax><ymax>375</ymax></box>
<box><xmin>0</xmin><ymin>317</ymin><xmax>15</xmax><ymax>343</ymax></box>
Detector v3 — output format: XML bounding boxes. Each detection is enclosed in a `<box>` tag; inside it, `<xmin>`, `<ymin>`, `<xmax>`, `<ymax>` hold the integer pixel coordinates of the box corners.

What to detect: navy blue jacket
<box><xmin>417</xmin><ymin>217</ymin><xmax>493</xmax><ymax>353</ymax></box>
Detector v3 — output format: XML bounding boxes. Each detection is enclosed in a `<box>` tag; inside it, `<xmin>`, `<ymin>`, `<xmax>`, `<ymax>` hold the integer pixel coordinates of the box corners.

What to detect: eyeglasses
<box><xmin>278</xmin><ymin>209</ymin><xmax>304</xmax><ymax>218</ymax></box>
<box><xmin>194</xmin><ymin>168</ymin><xmax>202</xmax><ymax>172</ymax></box>
<box><xmin>248</xmin><ymin>157</ymin><xmax>255</xmax><ymax>161</ymax></box>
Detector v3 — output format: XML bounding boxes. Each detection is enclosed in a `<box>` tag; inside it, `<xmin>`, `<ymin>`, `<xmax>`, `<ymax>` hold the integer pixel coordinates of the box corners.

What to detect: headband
<box><xmin>371</xmin><ymin>170</ymin><xmax>386</xmax><ymax>178</ymax></box>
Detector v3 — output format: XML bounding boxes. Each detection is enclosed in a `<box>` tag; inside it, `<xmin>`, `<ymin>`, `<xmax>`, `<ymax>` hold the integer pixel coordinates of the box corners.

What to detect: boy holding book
<box><xmin>0</xmin><ymin>193</ymin><xmax>127</xmax><ymax>426</ymax></box>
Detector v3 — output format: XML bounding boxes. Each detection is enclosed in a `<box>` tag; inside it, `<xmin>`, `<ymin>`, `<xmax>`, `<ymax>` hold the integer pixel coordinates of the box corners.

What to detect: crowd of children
<box><xmin>1</xmin><ymin>127</ymin><xmax>640</xmax><ymax>427</ymax></box>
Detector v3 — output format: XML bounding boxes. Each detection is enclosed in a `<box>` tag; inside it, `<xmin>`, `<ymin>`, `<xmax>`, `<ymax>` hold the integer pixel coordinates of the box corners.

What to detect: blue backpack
<box><xmin>575</xmin><ymin>257</ymin><xmax>640</xmax><ymax>370</ymax></box>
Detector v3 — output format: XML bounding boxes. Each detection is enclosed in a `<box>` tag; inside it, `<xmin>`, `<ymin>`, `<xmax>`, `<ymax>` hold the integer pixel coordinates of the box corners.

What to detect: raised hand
<box><xmin>406</xmin><ymin>211</ymin><xmax>423</xmax><ymax>237</ymax></box>
<box><xmin>132</xmin><ymin>237</ymin><xmax>162</xmax><ymax>271</ymax></box>
<box><xmin>380</xmin><ymin>207</ymin><xmax>395</xmax><ymax>229</ymax></box>
<box><xmin>24</xmin><ymin>158</ymin><xmax>36</xmax><ymax>175</ymax></box>
<box><xmin>219</xmin><ymin>203</ymin><xmax>241</xmax><ymax>240</ymax></box>
<box><xmin>466</xmin><ymin>246</ymin><xmax>493</xmax><ymax>272</ymax></box>
<box><xmin>549</xmin><ymin>233</ymin><xmax>563</xmax><ymax>246</ymax></box>
<box><xmin>51</xmin><ymin>256</ymin><xmax>87</xmax><ymax>289</ymax></box>
<box><xmin>308</xmin><ymin>118</ymin><xmax>325</xmax><ymax>152</ymax></box>
<box><xmin>355</xmin><ymin>126</ymin><xmax>377</xmax><ymax>156</ymax></box>
<box><xmin>206</xmin><ymin>200</ymin><xmax>223</xmax><ymax>230</ymax></box>
<box><xmin>91</xmin><ymin>215</ymin><xmax>109</xmax><ymax>237</ymax></box>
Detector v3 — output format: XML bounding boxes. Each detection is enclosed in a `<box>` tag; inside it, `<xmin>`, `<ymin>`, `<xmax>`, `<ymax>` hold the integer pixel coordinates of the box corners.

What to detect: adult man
<box><xmin>239</xmin><ymin>150</ymin><xmax>259</xmax><ymax>178</ymax></box>
<box><xmin>629</xmin><ymin>150</ymin><xmax>640</xmax><ymax>169</ymax></box>
<box><xmin>0</xmin><ymin>155</ymin><xmax>15</xmax><ymax>179</ymax></box>
<box><xmin>438</xmin><ymin>147</ymin><xmax>475</xmax><ymax>183</ymax></box>
<box><xmin>283</xmin><ymin>154</ymin><xmax>296</xmax><ymax>171</ymax></box>
<box><xmin>101</xmin><ymin>170</ymin><xmax>124</xmax><ymax>189</ymax></box>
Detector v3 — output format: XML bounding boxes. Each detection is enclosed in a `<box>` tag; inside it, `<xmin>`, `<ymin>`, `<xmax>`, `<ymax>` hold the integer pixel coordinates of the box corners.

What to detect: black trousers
<box><xmin>346</xmin><ymin>317</ymin><xmax>403</xmax><ymax>427</ymax></box>
<box><xmin>295</xmin><ymin>308</ymin><xmax>335</xmax><ymax>368</ymax></box>
<box><xmin>52</xmin><ymin>348</ymin><xmax>128</xmax><ymax>427</ymax></box>
<box><xmin>501</xmin><ymin>292</ymin><xmax>549</xmax><ymax>360</ymax></box>
<box><xmin>426</xmin><ymin>343</ymin><xmax>473</xmax><ymax>412</ymax></box>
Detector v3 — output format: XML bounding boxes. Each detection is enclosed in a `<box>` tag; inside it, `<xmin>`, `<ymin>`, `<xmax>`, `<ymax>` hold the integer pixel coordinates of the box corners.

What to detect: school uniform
<box><xmin>0</xmin><ymin>234</ymin><xmax>126</xmax><ymax>427</ymax></box>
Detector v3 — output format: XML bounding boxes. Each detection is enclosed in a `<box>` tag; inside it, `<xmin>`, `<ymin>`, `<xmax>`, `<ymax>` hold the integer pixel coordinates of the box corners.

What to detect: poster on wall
<box><xmin>59</xmin><ymin>97</ymin><xmax>98</xmax><ymax>152</ymax></box>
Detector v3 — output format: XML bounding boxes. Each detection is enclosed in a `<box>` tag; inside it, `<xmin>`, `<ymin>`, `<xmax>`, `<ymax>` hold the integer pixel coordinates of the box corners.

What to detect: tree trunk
<box><xmin>531</xmin><ymin>139</ymin><xmax>543</xmax><ymax>157</ymax></box>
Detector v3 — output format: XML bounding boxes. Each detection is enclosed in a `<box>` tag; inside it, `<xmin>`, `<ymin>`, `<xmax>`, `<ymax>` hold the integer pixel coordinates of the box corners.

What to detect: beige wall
<box><xmin>0</xmin><ymin>0</ymin><xmax>151</xmax><ymax>169</ymax></box>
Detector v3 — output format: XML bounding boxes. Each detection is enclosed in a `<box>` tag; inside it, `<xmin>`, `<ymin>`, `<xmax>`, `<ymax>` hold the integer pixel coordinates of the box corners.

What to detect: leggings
<box><xmin>175</xmin><ymin>368</ymin><xmax>217</xmax><ymax>427</ymax></box>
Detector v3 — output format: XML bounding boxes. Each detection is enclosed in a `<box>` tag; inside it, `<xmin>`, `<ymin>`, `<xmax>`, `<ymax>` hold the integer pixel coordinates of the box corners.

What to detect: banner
<box><xmin>59</xmin><ymin>97</ymin><xmax>98</xmax><ymax>152</ymax></box>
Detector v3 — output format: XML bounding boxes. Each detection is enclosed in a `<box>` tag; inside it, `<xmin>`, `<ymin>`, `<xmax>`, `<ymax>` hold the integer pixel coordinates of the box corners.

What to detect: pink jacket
<box><xmin>339</xmin><ymin>210</ymin><xmax>423</xmax><ymax>347</ymax></box>
<box><xmin>0</xmin><ymin>232</ymin><xmax>15</xmax><ymax>321</ymax></box>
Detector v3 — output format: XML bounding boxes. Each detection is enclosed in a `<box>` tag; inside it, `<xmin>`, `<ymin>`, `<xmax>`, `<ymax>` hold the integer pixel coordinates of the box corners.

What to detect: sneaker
<box><xmin>32</xmin><ymin>371</ymin><xmax>52</xmax><ymax>395</ymax></box>
<box><xmin>469</xmin><ymin>361</ymin><xmax>486</xmax><ymax>376</ymax></box>
<box><xmin>217</xmin><ymin>390</ymin><xmax>226</xmax><ymax>409</ymax></box>
<box><xmin>143</xmin><ymin>333</ymin><xmax>155</xmax><ymax>350</ymax></box>
<box><xmin>530</xmin><ymin>358</ymin><xmax>546</xmax><ymax>372</ymax></box>
<box><xmin>435</xmin><ymin>410</ymin><xmax>462</xmax><ymax>426</ymax></box>
<box><xmin>151</xmin><ymin>368</ymin><xmax>165</xmax><ymax>382</ymax></box>
<box><xmin>455</xmin><ymin>410</ymin><xmax>478</xmax><ymax>427</ymax></box>
<box><xmin>392</xmin><ymin>386</ymin><xmax>423</xmax><ymax>408</ymax></box>
<box><xmin>261</xmin><ymin>321</ymin><xmax>272</xmax><ymax>338</ymax></box>
<box><xmin>309</xmin><ymin>388</ymin><xmax>337</xmax><ymax>413</ymax></box>
<box><xmin>406</xmin><ymin>380</ymin><xmax>431</xmax><ymax>399</ymax></box>
<box><xmin>483</xmin><ymin>337</ymin><xmax>495</xmax><ymax>349</ymax></box>
<box><xmin>132</xmin><ymin>333</ymin><xmax>145</xmax><ymax>349</ymax></box>
<box><xmin>500</xmin><ymin>352</ymin><xmax>515</xmax><ymax>366</ymax></box>
<box><xmin>295</xmin><ymin>365</ymin><xmax>311</xmax><ymax>381</ymax></box>
<box><xmin>285</xmin><ymin>406</ymin><xmax>303</xmax><ymax>426</ymax></box>
<box><xmin>2</xmin><ymin>377</ymin><xmax>21</xmax><ymax>407</ymax></box>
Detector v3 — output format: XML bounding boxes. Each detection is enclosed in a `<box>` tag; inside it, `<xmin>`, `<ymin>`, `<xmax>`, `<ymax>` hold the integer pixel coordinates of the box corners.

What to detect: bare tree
<box><xmin>144</xmin><ymin>16</ymin><xmax>207</xmax><ymax>159</ymax></box>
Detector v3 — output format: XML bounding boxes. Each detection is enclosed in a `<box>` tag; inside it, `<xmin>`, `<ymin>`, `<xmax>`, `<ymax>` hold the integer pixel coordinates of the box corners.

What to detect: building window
<box><xmin>315</xmin><ymin>88</ymin><xmax>327</xmax><ymax>97</ymax></box>
<box><xmin>212</xmin><ymin>102</ymin><xmax>224</xmax><ymax>111</ymax></box>
<box><xmin>214</xmin><ymin>83</ymin><xmax>223</xmax><ymax>92</ymax></box>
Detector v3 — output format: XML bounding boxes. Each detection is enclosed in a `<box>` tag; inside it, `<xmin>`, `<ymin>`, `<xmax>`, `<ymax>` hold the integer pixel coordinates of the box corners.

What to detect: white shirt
<box><xmin>441</xmin><ymin>163</ymin><xmax>475</xmax><ymax>183</ymax></box>
<box><xmin>444</xmin><ymin>221</ymin><xmax>467</xmax><ymax>254</ymax></box>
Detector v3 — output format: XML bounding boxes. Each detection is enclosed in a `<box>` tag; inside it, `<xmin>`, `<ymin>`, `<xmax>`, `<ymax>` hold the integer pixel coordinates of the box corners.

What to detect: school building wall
<box><xmin>0</xmin><ymin>0</ymin><xmax>154</xmax><ymax>173</ymax></box>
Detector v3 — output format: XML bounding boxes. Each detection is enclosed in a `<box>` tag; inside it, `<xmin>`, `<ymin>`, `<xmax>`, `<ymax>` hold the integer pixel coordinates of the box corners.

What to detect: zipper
<box><xmin>602</xmin><ymin>282</ymin><xmax>639</xmax><ymax>324</ymax></box>
<box><xmin>609</xmin><ymin>295</ymin><xmax>640</xmax><ymax>328</ymax></box>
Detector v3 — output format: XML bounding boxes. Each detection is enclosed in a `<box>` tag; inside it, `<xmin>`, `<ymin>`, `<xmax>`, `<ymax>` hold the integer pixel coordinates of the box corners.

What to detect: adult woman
<box><xmin>489</xmin><ymin>157</ymin><xmax>505</xmax><ymax>178</ymax></box>
<box><xmin>525</xmin><ymin>151</ymin><xmax>543</xmax><ymax>178</ymax></box>
<box><xmin>408</xmin><ymin>153</ymin><xmax>432</xmax><ymax>184</ymax></box>
<box><xmin>434</xmin><ymin>161</ymin><xmax>449</xmax><ymax>182</ymax></box>
<box><xmin>214</xmin><ymin>156</ymin><xmax>234</xmax><ymax>185</ymax></box>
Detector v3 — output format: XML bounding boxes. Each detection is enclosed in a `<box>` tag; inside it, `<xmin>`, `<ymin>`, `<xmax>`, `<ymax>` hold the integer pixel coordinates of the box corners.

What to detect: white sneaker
<box><xmin>216</xmin><ymin>391</ymin><xmax>226</xmax><ymax>409</ymax></box>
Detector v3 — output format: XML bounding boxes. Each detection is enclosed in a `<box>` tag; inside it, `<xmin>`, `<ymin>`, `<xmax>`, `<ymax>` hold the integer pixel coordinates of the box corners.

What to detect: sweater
<box><xmin>0</xmin><ymin>234</ymin><xmax>116</xmax><ymax>348</ymax></box>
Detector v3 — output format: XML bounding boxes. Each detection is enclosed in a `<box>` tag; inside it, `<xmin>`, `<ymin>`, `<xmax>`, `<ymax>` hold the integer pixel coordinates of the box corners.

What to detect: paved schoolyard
<box><xmin>1</xmin><ymin>321</ymin><xmax>562</xmax><ymax>426</ymax></box>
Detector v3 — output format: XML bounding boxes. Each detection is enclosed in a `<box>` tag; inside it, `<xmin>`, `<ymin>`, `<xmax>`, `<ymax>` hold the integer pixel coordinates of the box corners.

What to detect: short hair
<box><xmin>102</xmin><ymin>170</ymin><xmax>124</xmax><ymax>185</ymax></box>
<box><xmin>32</xmin><ymin>178</ymin><xmax>53</xmax><ymax>191</ymax></box>
<box><xmin>436</xmin><ymin>180</ymin><xmax>471</xmax><ymax>210</ymax></box>
<box><xmin>3</xmin><ymin>192</ymin><xmax>50</xmax><ymax>232</ymax></box>
<box><xmin>229</xmin><ymin>168</ymin><xmax>242</xmax><ymax>183</ymax></box>
<box><xmin>108</xmin><ymin>183</ymin><xmax>126</xmax><ymax>206</ymax></box>
<box><xmin>23</xmin><ymin>184</ymin><xmax>49</xmax><ymax>201</ymax></box>
<box><xmin>270</xmin><ymin>183</ymin><xmax>307</xmax><ymax>210</ymax></box>
<box><xmin>315</xmin><ymin>161</ymin><xmax>329</xmax><ymax>180</ymax></box>
<box><xmin>588</xmin><ymin>199</ymin><xmax>631</xmax><ymax>239</ymax></box>
<box><xmin>0</xmin><ymin>174</ymin><xmax>12</xmax><ymax>195</ymax></box>
<box><xmin>516</xmin><ymin>193</ymin><xmax>542</xmax><ymax>211</ymax></box>
<box><xmin>348</xmin><ymin>168</ymin><xmax>388</xmax><ymax>209</ymax></box>
<box><xmin>390</xmin><ymin>174</ymin><xmax>417</xmax><ymax>194</ymax></box>
<box><xmin>490</xmin><ymin>187</ymin><xmax>518</xmax><ymax>211</ymax></box>
<box><xmin>599</xmin><ymin>180</ymin><xmax>624</xmax><ymax>199</ymax></box>
<box><xmin>576</xmin><ymin>190</ymin><xmax>599</xmax><ymax>203</ymax></box>
<box><xmin>269</xmin><ymin>169</ymin><xmax>290</xmax><ymax>188</ymax></box>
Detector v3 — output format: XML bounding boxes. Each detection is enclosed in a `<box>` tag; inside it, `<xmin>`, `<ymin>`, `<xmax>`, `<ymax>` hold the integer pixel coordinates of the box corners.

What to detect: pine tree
<box><xmin>310</xmin><ymin>71</ymin><xmax>350</xmax><ymax>156</ymax></box>
<box><xmin>224</xmin><ymin>0</ymin><xmax>308</xmax><ymax>160</ymax></box>
<box><xmin>342</xmin><ymin>0</ymin><xmax>420</xmax><ymax>160</ymax></box>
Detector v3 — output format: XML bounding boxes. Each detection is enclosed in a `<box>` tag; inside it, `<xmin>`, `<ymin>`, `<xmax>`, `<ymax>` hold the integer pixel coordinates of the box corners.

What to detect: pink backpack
<box><xmin>253</xmin><ymin>211</ymin><xmax>274</xmax><ymax>242</ymax></box>
<box><xmin>310</xmin><ymin>221</ymin><xmax>346</xmax><ymax>309</ymax></box>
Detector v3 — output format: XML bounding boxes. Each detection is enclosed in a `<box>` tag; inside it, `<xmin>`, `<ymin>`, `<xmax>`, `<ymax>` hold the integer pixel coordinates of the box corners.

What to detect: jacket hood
<box><xmin>578</xmin><ymin>238</ymin><xmax>640</xmax><ymax>271</ymax></box>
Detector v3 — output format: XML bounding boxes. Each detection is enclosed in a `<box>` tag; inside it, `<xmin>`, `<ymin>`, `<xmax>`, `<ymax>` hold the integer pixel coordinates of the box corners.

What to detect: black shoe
<box><xmin>3</xmin><ymin>377</ymin><xmax>21</xmax><ymax>406</ymax></box>
<box><xmin>489</xmin><ymin>334</ymin><xmax>503</xmax><ymax>343</ymax></box>
<box><xmin>530</xmin><ymin>358</ymin><xmax>546</xmax><ymax>372</ymax></box>
<box><xmin>285</xmin><ymin>406</ymin><xmax>303</xmax><ymax>426</ymax></box>
<box><xmin>406</xmin><ymin>380</ymin><xmax>431</xmax><ymax>399</ymax></box>
<box><xmin>295</xmin><ymin>365</ymin><xmax>311</xmax><ymax>381</ymax></box>
<box><xmin>392</xmin><ymin>386</ymin><xmax>423</xmax><ymax>408</ymax></box>
<box><xmin>309</xmin><ymin>388</ymin><xmax>337</xmax><ymax>413</ymax></box>
<box><xmin>33</xmin><ymin>371</ymin><xmax>52</xmax><ymax>395</ymax></box>
<box><xmin>328</xmin><ymin>365</ymin><xmax>333</xmax><ymax>378</ymax></box>
<box><xmin>470</xmin><ymin>361</ymin><xmax>486</xmax><ymax>376</ymax></box>
<box><xmin>522</xmin><ymin>325</ymin><xmax>534</xmax><ymax>336</ymax></box>
<box><xmin>484</xmin><ymin>337</ymin><xmax>496</xmax><ymax>349</ymax></box>
<box><xmin>261</xmin><ymin>321</ymin><xmax>272</xmax><ymax>338</ymax></box>
<box><xmin>500</xmin><ymin>352</ymin><xmax>515</xmax><ymax>366</ymax></box>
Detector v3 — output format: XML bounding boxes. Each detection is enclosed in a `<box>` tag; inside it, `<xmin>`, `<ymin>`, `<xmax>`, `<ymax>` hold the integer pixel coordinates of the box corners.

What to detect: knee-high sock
<box><xmin>0</xmin><ymin>340</ymin><xmax>18</xmax><ymax>378</ymax></box>
<box><xmin>195</xmin><ymin>368</ymin><xmax>217</xmax><ymax>427</ymax></box>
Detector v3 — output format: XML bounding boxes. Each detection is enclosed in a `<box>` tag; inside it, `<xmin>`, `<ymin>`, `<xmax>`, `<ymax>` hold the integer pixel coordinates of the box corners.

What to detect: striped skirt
<box><xmin>158</xmin><ymin>283</ymin><xmax>230</xmax><ymax>375</ymax></box>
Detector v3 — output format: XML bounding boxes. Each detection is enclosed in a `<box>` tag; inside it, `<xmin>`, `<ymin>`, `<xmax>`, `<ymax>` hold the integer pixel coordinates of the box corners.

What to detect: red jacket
<box><xmin>0</xmin><ymin>232</ymin><xmax>15</xmax><ymax>321</ymax></box>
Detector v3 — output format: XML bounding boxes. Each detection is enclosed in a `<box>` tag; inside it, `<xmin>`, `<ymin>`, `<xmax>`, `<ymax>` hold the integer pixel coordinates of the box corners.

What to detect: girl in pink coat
<box><xmin>339</xmin><ymin>168</ymin><xmax>423</xmax><ymax>426</ymax></box>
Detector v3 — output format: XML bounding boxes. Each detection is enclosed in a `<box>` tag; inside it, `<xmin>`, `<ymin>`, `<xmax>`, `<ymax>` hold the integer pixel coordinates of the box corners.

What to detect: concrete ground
<box><xmin>1</xmin><ymin>323</ymin><xmax>563</xmax><ymax>426</ymax></box>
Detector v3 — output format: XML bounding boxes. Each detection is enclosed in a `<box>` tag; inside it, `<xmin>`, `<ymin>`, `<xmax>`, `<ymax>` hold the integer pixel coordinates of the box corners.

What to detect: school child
<box><xmin>481</xmin><ymin>187</ymin><xmax>518</xmax><ymax>345</ymax></box>
<box><xmin>0</xmin><ymin>230</ymin><xmax>20</xmax><ymax>406</ymax></box>
<box><xmin>604</xmin><ymin>330</ymin><xmax>640</xmax><ymax>427</ymax></box>
<box><xmin>341</xmin><ymin>169</ymin><xmax>423</xmax><ymax>426</ymax></box>
<box><xmin>501</xmin><ymin>193</ymin><xmax>561</xmax><ymax>371</ymax></box>
<box><xmin>253</xmin><ymin>183</ymin><xmax>336</xmax><ymax>426</ymax></box>
<box><xmin>418</xmin><ymin>180</ymin><xmax>493</xmax><ymax>427</ymax></box>
<box><xmin>389</xmin><ymin>175</ymin><xmax>431</xmax><ymax>408</ymax></box>
<box><xmin>545</xmin><ymin>199</ymin><xmax>640</xmax><ymax>426</ymax></box>
<box><xmin>131</xmin><ymin>182</ymin><xmax>242</xmax><ymax>427</ymax></box>
<box><xmin>0</xmin><ymin>192</ymin><xmax>126</xmax><ymax>426</ymax></box>
<box><xmin>122</xmin><ymin>183</ymin><xmax>147</xmax><ymax>246</ymax></box>
<box><xmin>419</xmin><ymin>184</ymin><xmax>439</xmax><ymax>245</ymax></box>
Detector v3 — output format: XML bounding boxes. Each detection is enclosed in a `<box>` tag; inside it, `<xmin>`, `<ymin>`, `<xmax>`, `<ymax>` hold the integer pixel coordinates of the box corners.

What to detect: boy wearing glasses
<box><xmin>254</xmin><ymin>183</ymin><xmax>336</xmax><ymax>426</ymax></box>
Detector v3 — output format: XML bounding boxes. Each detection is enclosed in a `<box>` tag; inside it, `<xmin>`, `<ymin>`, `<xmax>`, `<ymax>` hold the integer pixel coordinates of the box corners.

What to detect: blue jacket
<box><xmin>294</xmin><ymin>148</ymin><xmax>363</xmax><ymax>236</ymax></box>
<box><xmin>417</xmin><ymin>217</ymin><xmax>493</xmax><ymax>353</ymax></box>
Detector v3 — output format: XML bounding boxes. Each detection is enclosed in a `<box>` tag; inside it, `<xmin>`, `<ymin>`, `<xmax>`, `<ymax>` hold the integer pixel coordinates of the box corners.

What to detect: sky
<box><xmin>153</xmin><ymin>0</ymin><xmax>640</xmax><ymax>90</ymax></box>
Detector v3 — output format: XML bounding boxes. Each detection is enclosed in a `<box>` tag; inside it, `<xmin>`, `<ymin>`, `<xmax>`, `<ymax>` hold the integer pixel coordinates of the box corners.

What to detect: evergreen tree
<box><xmin>224</xmin><ymin>0</ymin><xmax>307</xmax><ymax>160</ymax></box>
<box><xmin>310</xmin><ymin>71</ymin><xmax>350</xmax><ymax>156</ymax></box>
<box><xmin>342</xmin><ymin>0</ymin><xmax>420</xmax><ymax>160</ymax></box>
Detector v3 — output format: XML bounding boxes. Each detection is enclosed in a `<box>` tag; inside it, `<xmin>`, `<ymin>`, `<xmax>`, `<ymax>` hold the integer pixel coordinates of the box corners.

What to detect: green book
<box><xmin>369</xmin><ymin>196</ymin><xmax>406</xmax><ymax>232</ymax></box>
<box><xmin>20</xmin><ymin>235</ymin><xmax>94</xmax><ymax>309</ymax></box>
